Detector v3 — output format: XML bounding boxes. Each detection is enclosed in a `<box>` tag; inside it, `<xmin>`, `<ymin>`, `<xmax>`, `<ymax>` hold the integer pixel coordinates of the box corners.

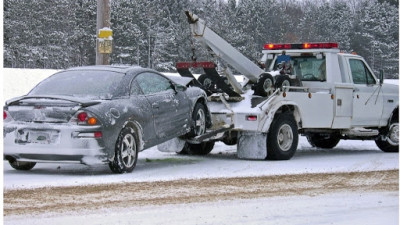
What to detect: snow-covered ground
<box><xmin>5</xmin><ymin>191</ymin><xmax>398</xmax><ymax>225</ymax></box>
<box><xmin>3</xmin><ymin>138</ymin><xmax>399</xmax><ymax>189</ymax></box>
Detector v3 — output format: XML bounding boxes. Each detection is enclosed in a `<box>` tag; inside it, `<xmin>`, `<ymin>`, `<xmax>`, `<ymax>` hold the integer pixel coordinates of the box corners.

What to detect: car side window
<box><xmin>349</xmin><ymin>59</ymin><xmax>376</xmax><ymax>85</ymax></box>
<box><xmin>129</xmin><ymin>80</ymin><xmax>142</xmax><ymax>96</ymax></box>
<box><xmin>135</xmin><ymin>72</ymin><xmax>173</xmax><ymax>95</ymax></box>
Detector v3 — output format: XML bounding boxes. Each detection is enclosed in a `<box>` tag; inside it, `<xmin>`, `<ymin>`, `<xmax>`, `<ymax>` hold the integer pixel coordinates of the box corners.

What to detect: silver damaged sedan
<box><xmin>4</xmin><ymin>66</ymin><xmax>212</xmax><ymax>173</ymax></box>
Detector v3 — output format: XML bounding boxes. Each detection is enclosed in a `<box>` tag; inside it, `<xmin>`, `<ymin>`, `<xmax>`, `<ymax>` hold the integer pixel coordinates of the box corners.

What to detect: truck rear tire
<box><xmin>181</xmin><ymin>141</ymin><xmax>215</xmax><ymax>155</ymax></box>
<box><xmin>9</xmin><ymin>160</ymin><xmax>36</xmax><ymax>171</ymax></box>
<box><xmin>254</xmin><ymin>73</ymin><xmax>274</xmax><ymax>97</ymax></box>
<box><xmin>267</xmin><ymin>113</ymin><xmax>298</xmax><ymax>160</ymax></box>
<box><xmin>306</xmin><ymin>133</ymin><xmax>341</xmax><ymax>149</ymax></box>
<box><xmin>274</xmin><ymin>75</ymin><xmax>291</xmax><ymax>91</ymax></box>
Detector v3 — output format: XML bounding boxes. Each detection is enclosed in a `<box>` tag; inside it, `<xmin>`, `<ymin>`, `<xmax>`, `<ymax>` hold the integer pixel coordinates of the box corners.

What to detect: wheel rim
<box><xmin>387</xmin><ymin>123</ymin><xmax>399</xmax><ymax>145</ymax></box>
<box><xmin>203</xmin><ymin>78</ymin><xmax>213</xmax><ymax>89</ymax></box>
<box><xmin>120</xmin><ymin>133</ymin><xmax>136</xmax><ymax>168</ymax></box>
<box><xmin>194</xmin><ymin>108</ymin><xmax>206</xmax><ymax>136</ymax></box>
<box><xmin>282</xmin><ymin>79</ymin><xmax>290</xmax><ymax>88</ymax></box>
<box><xmin>263</xmin><ymin>78</ymin><xmax>273</xmax><ymax>93</ymax></box>
<box><xmin>277</xmin><ymin>124</ymin><xmax>293</xmax><ymax>151</ymax></box>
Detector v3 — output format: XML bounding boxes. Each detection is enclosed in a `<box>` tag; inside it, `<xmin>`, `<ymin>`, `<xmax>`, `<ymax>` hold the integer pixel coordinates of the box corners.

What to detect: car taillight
<box><xmin>3</xmin><ymin>110</ymin><xmax>13</xmax><ymax>122</ymax></box>
<box><xmin>71</xmin><ymin>111</ymin><xmax>99</xmax><ymax>125</ymax></box>
<box><xmin>77</xmin><ymin>112</ymin><xmax>88</xmax><ymax>122</ymax></box>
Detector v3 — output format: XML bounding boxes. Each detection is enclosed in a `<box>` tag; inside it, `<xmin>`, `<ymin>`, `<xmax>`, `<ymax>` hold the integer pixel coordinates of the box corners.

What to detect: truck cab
<box><xmin>260</xmin><ymin>42</ymin><xmax>398</xmax><ymax>153</ymax></box>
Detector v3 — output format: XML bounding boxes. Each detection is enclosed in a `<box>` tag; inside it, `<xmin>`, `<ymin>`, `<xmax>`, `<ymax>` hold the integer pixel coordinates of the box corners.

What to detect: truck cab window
<box><xmin>349</xmin><ymin>59</ymin><xmax>376</xmax><ymax>85</ymax></box>
<box><xmin>291</xmin><ymin>56</ymin><xmax>326</xmax><ymax>82</ymax></box>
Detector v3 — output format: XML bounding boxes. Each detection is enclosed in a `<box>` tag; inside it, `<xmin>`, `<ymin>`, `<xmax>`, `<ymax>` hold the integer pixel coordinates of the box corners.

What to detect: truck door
<box><xmin>348</xmin><ymin>58</ymin><xmax>383</xmax><ymax>127</ymax></box>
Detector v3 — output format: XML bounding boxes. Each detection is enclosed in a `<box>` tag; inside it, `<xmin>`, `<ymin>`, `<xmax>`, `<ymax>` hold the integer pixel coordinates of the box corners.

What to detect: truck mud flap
<box><xmin>237</xmin><ymin>131</ymin><xmax>267</xmax><ymax>159</ymax></box>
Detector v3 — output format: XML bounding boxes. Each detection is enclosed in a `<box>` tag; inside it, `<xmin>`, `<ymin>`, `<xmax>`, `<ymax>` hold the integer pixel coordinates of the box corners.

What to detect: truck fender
<box><xmin>388</xmin><ymin>107</ymin><xmax>399</xmax><ymax>125</ymax></box>
<box><xmin>260</xmin><ymin>101</ymin><xmax>302</xmax><ymax>133</ymax></box>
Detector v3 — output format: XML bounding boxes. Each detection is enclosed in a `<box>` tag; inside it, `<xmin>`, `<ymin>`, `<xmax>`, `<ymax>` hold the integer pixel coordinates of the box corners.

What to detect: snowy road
<box><xmin>4</xmin><ymin>137</ymin><xmax>398</xmax><ymax>189</ymax></box>
<box><xmin>3</xmin><ymin>137</ymin><xmax>399</xmax><ymax>225</ymax></box>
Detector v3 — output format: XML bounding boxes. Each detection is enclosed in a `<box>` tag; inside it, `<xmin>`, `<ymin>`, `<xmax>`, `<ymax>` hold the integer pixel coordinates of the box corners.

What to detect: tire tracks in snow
<box><xmin>4</xmin><ymin>170</ymin><xmax>398</xmax><ymax>216</ymax></box>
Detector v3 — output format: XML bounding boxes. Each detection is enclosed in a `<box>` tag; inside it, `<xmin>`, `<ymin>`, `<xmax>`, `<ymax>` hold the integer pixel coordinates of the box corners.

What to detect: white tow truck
<box><xmin>159</xmin><ymin>11</ymin><xmax>399</xmax><ymax>159</ymax></box>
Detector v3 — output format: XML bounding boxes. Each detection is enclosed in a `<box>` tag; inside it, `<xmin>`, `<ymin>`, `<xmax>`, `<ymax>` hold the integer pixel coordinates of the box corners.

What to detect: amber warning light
<box><xmin>264</xmin><ymin>42</ymin><xmax>338</xmax><ymax>50</ymax></box>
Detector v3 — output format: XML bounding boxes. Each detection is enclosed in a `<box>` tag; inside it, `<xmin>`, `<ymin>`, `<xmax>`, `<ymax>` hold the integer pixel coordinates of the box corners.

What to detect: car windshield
<box><xmin>28</xmin><ymin>70</ymin><xmax>125</xmax><ymax>99</ymax></box>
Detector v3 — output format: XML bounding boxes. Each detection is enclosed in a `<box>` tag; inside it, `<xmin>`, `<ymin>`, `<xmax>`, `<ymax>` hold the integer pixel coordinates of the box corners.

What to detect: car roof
<box><xmin>65</xmin><ymin>65</ymin><xmax>143</xmax><ymax>74</ymax></box>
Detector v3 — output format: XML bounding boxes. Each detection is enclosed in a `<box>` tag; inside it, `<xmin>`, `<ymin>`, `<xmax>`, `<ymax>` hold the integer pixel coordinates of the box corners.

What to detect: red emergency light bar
<box><xmin>264</xmin><ymin>42</ymin><xmax>338</xmax><ymax>50</ymax></box>
<box><xmin>176</xmin><ymin>61</ymin><xmax>216</xmax><ymax>69</ymax></box>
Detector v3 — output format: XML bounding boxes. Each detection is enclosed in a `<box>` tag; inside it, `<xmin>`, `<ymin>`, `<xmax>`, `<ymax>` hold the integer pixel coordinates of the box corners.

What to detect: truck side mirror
<box><xmin>379</xmin><ymin>70</ymin><xmax>384</xmax><ymax>85</ymax></box>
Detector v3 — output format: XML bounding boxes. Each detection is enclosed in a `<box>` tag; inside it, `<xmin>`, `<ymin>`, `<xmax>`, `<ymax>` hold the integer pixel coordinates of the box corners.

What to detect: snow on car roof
<box><xmin>66</xmin><ymin>65</ymin><xmax>142</xmax><ymax>73</ymax></box>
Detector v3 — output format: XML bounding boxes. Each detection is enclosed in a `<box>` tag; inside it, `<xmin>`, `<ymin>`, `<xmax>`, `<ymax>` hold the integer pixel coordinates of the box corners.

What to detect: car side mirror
<box><xmin>173</xmin><ymin>83</ymin><xmax>187</xmax><ymax>92</ymax></box>
<box><xmin>379</xmin><ymin>70</ymin><xmax>384</xmax><ymax>85</ymax></box>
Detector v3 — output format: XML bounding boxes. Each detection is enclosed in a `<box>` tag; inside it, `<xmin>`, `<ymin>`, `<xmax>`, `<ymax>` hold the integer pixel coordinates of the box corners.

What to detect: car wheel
<box><xmin>375</xmin><ymin>121</ymin><xmax>399</xmax><ymax>152</ymax></box>
<box><xmin>274</xmin><ymin>75</ymin><xmax>291</xmax><ymax>91</ymax></box>
<box><xmin>109</xmin><ymin>127</ymin><xmax>139</xmax><ymax>173</ymax></box>
<box><xmin>267</xmin><ymin>113</ymin><xmax>298</xmax><ymax>160</ymax></box>
<box><xmin>9</xmin><ymin>160</ymin><xmax>36</xmax><ymax>170</ymax></box>
<box><xmin>254</xmin><ymin>73</ymin><xmax>274</xmax><ymax>97</ymax></box>
<box><xmin>306</xmin><ymin>133</ymin><xmax>341</xmax><ymax>149</ymax></box>
<box><xmin>189</xmin><ymin>103</ymin><xmax>207</xmax><ymax>137</ymax></box>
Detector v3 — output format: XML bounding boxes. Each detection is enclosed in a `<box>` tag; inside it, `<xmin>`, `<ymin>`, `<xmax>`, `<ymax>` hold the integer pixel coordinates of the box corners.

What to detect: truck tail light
<box><xmin>246</xmin><ymin>115</ymin><xmax>258</xmax><ymax>121</ymax></box>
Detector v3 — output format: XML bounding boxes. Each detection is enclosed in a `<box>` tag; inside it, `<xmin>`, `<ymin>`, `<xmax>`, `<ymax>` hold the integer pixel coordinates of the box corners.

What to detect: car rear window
<box><xmin>29</xmin><ymin>70</ymin><xmax>125</xmax><ymax>99</ymax></box>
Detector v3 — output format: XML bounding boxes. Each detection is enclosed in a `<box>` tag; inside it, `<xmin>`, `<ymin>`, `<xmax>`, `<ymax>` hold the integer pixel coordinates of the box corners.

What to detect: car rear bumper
<box><xmin>4</xmin><ymin>122</ymin><xmax>109</xmax><ymax>165</ymax></box>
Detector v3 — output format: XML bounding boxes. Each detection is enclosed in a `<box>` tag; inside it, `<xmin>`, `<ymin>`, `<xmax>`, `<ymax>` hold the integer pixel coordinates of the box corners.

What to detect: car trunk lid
<box><xmin>6</xmin><ymin>96</ymin><xmax>100</xmax><ymax>123</ymax></box>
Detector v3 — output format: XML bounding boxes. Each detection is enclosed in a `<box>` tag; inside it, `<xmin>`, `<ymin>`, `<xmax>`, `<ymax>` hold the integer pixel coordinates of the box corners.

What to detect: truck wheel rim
<box><xmin>263</xmin><ymin>78</ymin><xmax>273</xmax><ymax>93</ymax></box>
<box><xmin>277</xmin><ymin>124</ymin><xmax>293</xmax><ymax>151</ymax></box>
<box><xmin>121</xmin><ymin>133</ymin><xmax>136</xmax><ymax>168</ymax></box>
<box><xmin>388</xmin><ymin>123</ymin><xmax>399</xmax><ymax>146</ymax></box>
<box><xmin>195</xmin><ymin>108</ymin><xmax>206</xmax><ymax>136</ymax></box>
<box><xmin>282</xmin><ymin>79</ymin><xmax>290</xmax><ymax>88</ymax></box>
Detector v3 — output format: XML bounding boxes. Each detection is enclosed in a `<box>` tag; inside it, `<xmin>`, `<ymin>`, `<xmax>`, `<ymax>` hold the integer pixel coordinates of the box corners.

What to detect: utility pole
<box><xmin>96</xmin><ymin>0</ymin><xmax>111</xmax><ymax>65</ymax></box>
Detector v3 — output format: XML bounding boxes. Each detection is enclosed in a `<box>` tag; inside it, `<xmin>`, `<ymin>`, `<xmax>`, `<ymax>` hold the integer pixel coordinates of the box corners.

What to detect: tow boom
<box><xmin>185</xmin><ymin>11</ymin><xmax>264</xmax><ymax>83</ymax></box>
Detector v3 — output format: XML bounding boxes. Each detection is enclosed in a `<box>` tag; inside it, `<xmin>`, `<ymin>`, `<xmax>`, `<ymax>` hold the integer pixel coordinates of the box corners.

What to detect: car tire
<box><xmin>254</xmin><ymin>73</ymin><xmax>274</xmax><ymax>97</ymax></box>
<box><xmin>9</xmin><ymin>160</ymin><xmax>36</xmax><ymax>170</ymax></box>
<box><xmin>274</xmin><ymin>75</ymin><xmax>291</xmax><ymax>91</ymax></box>
<box><xmin>267</xmin><ymin>113</ymin><xmax>298</xmax><ymax>160</ymax></box>
<box><xmin>375</xmin><ymin>119</ymin><xmax>399</xmax><ymax>152</ymax></box>
<box><xmin>306</xmin><ymin>133</ymin><xmax>341</xmax><ymax>149</ymax></box>
<box><xmin>109</xmin><ymin>127</ymin><xmax>139</xmax><ymax>173</ymax></box>
<box><xmin>189</xmin><ymin>103</ymin><xmax>207</xmax><ymax>138</ymax></box>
